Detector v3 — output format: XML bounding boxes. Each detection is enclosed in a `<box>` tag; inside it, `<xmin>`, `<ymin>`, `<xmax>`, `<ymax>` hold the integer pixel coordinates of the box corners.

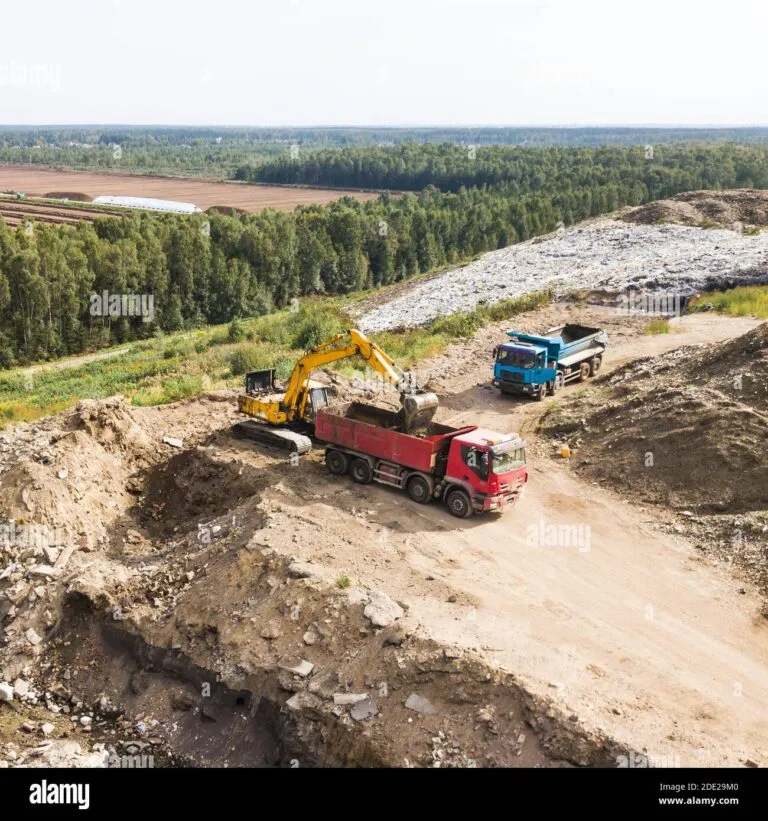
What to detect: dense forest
<box><xmin>3</xmin><ymin>127</ymin><xmax>768</xmax><ymax>178</ymax></box>
<box><xmin>1</xmin><ymin>141</ymin><xmax>767</xmax><ymax>367</ymax></box>
<box><xmin>242</xmin><ymin>143</ymin><xmax>768</xmax><ymax>193</ymax></box>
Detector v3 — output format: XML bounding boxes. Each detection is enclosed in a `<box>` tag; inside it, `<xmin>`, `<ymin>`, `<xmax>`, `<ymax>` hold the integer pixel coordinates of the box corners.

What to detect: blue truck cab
<box><xmin>492</xmin><ymin>324</ymin><xmax>608</xmax><ymax>401</ymax></box>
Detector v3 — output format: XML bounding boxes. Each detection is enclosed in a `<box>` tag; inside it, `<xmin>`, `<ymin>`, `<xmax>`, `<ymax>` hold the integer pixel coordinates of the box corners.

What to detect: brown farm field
<box><xmin>0</xmin><ymin>164</ymin><xmax>380</xmax><ymax>214</ymax></box>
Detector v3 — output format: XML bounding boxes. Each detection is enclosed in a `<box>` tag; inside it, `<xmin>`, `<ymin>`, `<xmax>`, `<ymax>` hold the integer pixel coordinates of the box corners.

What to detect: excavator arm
<box><xmin>282</xmin><ymin>329</ymin><xmax>412</xmax><ymax>421</ymax></box>
<box><xmin>237</xmin><ymin>329</ymin><xmax>438</xmax><ymax>445</ymax></box>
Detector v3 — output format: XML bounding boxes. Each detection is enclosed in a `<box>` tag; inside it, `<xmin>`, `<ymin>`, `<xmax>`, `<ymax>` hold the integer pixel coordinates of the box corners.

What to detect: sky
<box><xmin>0</xmin><ymin>0</ymin><xmax>766</xmax><ymax>126</ymax></box>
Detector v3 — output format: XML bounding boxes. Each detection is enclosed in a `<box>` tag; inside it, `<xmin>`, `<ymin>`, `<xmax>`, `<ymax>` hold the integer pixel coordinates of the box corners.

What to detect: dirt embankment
<box><xmin>539</xmin><ymin>322</ymin><xmax>768</xmax><ymax>589</ymax></box>
<box><xmin>622</xmin><ymin>189</ymin><xmax>768</xmax><ymax>229</ymax></box>
<box><xmin>0</xmin><ymin>393</ymin><xmax>625</xmax><ymax>769</ymax></box>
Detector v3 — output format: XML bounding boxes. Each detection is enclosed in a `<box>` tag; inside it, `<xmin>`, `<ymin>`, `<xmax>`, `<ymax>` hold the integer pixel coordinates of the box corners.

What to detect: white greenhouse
<box><xmin>92</xmin><ymin>195</ymin><xmax>203</xmax><ymax>214</ymax></box>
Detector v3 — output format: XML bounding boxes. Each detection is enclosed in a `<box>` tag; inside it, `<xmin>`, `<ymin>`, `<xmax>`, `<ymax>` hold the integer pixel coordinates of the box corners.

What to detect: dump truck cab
<box><xmin>493</xmin><ymin>342</ymin><xmax>557</xmax><ymax>397</ymax></box>
<box><xmin>445</xmin><ymin>428</ymin><xmax>527</xmax><ymax>513</ymax></box>
<box><xmin>493</xmin><ymin>324</ymin><xmax>608</xmax><ymax>400</ymax></box>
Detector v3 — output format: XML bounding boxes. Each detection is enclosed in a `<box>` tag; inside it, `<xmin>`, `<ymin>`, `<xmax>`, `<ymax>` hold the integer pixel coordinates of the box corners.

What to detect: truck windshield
<box><xmin>491</xmin><ymin>446</ymin><xmax>525</xmax><ymax>474</ymax></box>
<box><xmin>497</xmin><ymin>348</ymin><xmax>535</xmax><ymax>369</ymax></box>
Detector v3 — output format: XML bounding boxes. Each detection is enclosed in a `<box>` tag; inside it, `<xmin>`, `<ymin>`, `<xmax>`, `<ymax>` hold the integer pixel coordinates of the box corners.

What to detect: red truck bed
<box><xmin>315</xmin><ymin>402</ymin><xmax>472</xmax><ymax>474</ymax></box>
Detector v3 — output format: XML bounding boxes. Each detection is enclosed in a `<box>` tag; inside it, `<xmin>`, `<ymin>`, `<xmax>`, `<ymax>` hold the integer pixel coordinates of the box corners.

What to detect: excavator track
<box><xmin>231</xmin><ymin>420</ymin><xmax>312</xmax><ymax>455</ymax></box>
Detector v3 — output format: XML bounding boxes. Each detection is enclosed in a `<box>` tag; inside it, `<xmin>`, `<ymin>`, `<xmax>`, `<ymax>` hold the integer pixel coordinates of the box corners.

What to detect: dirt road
<box><xmin>325</xmin><ymin>312</ymin><xmax>767</xmax><ymax>765</ymax></box>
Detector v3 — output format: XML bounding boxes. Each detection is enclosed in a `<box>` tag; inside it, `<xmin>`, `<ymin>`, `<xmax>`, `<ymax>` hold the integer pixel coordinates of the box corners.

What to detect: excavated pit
<box><xmin>46</xmin><ymin>592</ymin><xmax>316</xmax><ymax>768</ymax></box>
<box><xmin>135</xmin><ymin>449</ymin><xmax>269</xmax><ymax>539</ymax></box>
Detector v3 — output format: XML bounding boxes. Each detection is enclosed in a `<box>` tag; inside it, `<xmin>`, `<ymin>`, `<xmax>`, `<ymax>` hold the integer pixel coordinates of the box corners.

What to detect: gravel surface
<box><xmin>359</xmin><ymin>219</ymin><xmax>768</xmax><ymax>331</ymax></box>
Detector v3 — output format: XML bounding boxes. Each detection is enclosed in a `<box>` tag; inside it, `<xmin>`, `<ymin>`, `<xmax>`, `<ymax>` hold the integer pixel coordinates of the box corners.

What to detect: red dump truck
<box><xmin>315</xmin><ymin>402</ymin><xmax>527</xmax><ymax>518</ymax></box>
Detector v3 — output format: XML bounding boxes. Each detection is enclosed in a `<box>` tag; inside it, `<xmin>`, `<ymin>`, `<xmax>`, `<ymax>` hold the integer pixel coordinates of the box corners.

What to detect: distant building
<box><xmin>92</xmin><ymin>195</ymin><xmax>203</xmax><ymax>214</ymax></box>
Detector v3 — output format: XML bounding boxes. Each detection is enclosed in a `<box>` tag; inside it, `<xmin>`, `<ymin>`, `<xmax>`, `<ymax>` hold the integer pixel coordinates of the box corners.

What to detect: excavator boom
<box><xmin>235</xmin><ymin>329</ymin><xmax>438</xmax><ymax>452</ymax></box>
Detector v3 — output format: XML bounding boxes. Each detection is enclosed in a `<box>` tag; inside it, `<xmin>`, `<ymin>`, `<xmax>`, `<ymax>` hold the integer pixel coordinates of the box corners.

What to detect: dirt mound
<box><xmin>43</xmin><ymin>191</ymin><xmax>92</xmax><ymax>202</ymax></box>
<box><xmin>540</xmin><ymin>322</ymin><xmax>768</xmax><ymax>513</ymax></box>
<box><xmin>623</xmin><ymin>189</ymin><xmax>768</xmax><ymax>228</ymax></box>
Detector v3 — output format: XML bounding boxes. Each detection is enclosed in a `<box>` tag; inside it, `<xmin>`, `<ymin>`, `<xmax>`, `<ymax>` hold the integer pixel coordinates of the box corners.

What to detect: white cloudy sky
<box><xmin>0</xmin><ymin>0</ymin><xmax>765</xmax><ymax>125</ymax></box>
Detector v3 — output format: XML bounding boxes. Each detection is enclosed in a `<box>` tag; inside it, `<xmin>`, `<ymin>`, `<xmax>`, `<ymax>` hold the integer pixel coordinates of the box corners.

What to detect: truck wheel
<box><xmin>325</xmin><ymin>449</ymin><xmax>349</xmax><ymax>476</ymax></box>
<box><xmin>547</xmin><ymin>374</ymin><xmax>563</xmax><ymax>396</ymax></box>
<box><xmin>350</xmin><ymin>458</ymin><xmax>373</xmax><ymax>484</ymax></box>
<box><xmin>578</xmin><ymin>362</ymin><xmax>590</xmax><ymax>382</ymax></box>
<box><xmin>446</xmin><ymin>489</ymin><xmax>473</xmax><ymax>518</ymax></box>
<box><xmin>406</xmin><ymin>475</ymin><xmax>431</xmax><ymax>504</ymax></box>
<box><xmin>590</xmin><ymin>355</ymin><xmax>602</xmax><ymax>376</ymax></box>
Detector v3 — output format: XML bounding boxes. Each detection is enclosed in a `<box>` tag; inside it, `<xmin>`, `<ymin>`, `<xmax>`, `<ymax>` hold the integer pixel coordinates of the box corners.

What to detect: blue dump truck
<box><xmin>492</xmin><ymin>323</ymin><xmax>609</xmax><ymax>401</ymax></box>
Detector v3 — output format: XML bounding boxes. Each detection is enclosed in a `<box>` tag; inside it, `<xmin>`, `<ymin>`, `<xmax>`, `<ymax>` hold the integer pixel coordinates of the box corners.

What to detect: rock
<box><xmin>259</xmin><ymin>620</ymin><xmax>283</xmax><ymax>640</ymax></box>
<box><xmin>79</xmin><ymin>716</ymin><xmax>92</xmax><ymax>727</ymax></box>
<box><xmin>163</xmin><ymin>437</ymin><xmax>183</xmax><ymax>449</ymax></box>
<box><xmin>350</xmin><ymin>697</ymin><xmax>379</xmax><ymax>721</ymax></box>
<box><xmin>333</xmin><ymin>693</ymin><xmax>368</xmax><ymax>705</ymax></box>
<box><xmin>308</xmin><ymin>671</ymin><xmax>340</xmax><ymax>700</ymax></box>
<box><xmin>40</xmin><ymin>722</ymin><xmax>55</xmax><ymax>736</ymax></box>
<box><xmin>363</xmin><ymin>591</ymin><xmax>404</xmax><ymax>627</ymax></box>
<box><xmin>185</xmin><ymin>571</ymin><xmax>195</xmax><ymax>582</ymax></box>
<box><xmin>57</xmin><ymin>469</ymin><xmax>68</xmax><ymax>480</ymax></box>
<box><xmin>6</xmin><ymin>582</ymin><xmax>30</xmax><ymax>605</ymax></box>
<box><xmin>380</xmin><ymin>624</ymin><xmax>407</xmax><ymax>647</ymax></box>
<box><xmin>54</xmin><ymin>547</ymin><xmax>74</xmax><ymax>570</ymax></box>
<box><xmin>405</xmin><ymin>693</ymin><xmax>438</xmax><ymax>715</ymax></box>
<box><xmin>284</xmin><ymin>691</ymin><xmax>324</xmax><ymax>719</ymax></box>
<box><xmin>278</xmin><ymin>658</ymin><xmax>314</xmax><ymax>677</ymax></box>
<box><xmin>288</xmin><ymin>562</ymin><xmax>316</xmax><ymax>579</ymax></box>
<box><xmin>28</xmin><ymin>564</ymin><xmax>62</xmax><ymax>579</ymax></box>
<box><xmin>13</xmin><ymin>678</ymin><xmax>30</xmax><ymax>697</ymax></box>
<box><xmin>302</xmin><ymin>630</ymin><xmax>317</xmax><ymax>646</ymax></box>
<box><xmin>0</xmin><ymin>682</ymin><xmax>14</xmax><ymax>702</ymax></box>
<box><xmin>26</xmin><ymin>627</ymin><xmax>43</xmax><ymax>646</ymax></box>
<box><xmin>42</xmin><ymin>546</ymin><xmax>60</xmax><ymax>565</ymax></box>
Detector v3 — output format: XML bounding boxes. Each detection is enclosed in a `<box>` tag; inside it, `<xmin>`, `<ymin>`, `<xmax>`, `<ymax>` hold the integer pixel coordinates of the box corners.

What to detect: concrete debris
<box><xmin>360</xmin><ymin>219</ymin><xmax>768</xmax><ymax>331</ymax></box>
<box><xmin>405</xmin><ymin>693</ymin><xmax>438</xmax><ymax>715</ymax></box>
<box><xmin>278</xmin><ymin>658</ymin><xmax>314</xmax><ymax>677</ymax></box>
<box><xmin>350</xmin><ymin>696</ymin><xmax>379</xmax><ymax>721</ymax></box>
<box><xmin>364</xmin><ymin>591</ymin><xmax>404</xmax><ymax>627</ymax></box>
<box><xmin>162</xmin><ymin>437</ymin><xmax>183</xmax><ymax>448</ymax></box>
<box><xmin>333</xmin><ymin>693</ymin><xmax>368</xmax><ymax>705</ymax></box>
<box><xmin>26</xmin><ymin>627</ymin><xmax>43</xmax><ymax>646</ymax></box>
<box><xmin>0</xmin><ymin>682</ymin><xmax>14</xmax><ymax>702</ymax></box>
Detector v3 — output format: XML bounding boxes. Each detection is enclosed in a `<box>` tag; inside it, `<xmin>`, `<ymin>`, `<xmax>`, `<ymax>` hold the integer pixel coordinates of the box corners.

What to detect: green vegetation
<box><xmin>644</xmin><ymin>318</ymin><xmax>673</xmax><ymax>335</ymax></box>
<box><xmin>688</xmin><ymin>285</ymin><xmax>768</xmax><ymax>319</ymax></box>
<box><xmin>5</xmin><ymin>127</ymin><xmax>768</xmax><ymax>178</ymax></box>
<box><xmin>335</xmin><ymin>573</ymin><xmax>351</xmax><ymax>589</ymax></box>
<box><xmin>0</xmin><ymin>291</ymin><xmax>550</xmax><ymax>426</ymax></box>
<box><xmin>4</xmin><ymin>142</ymin><xmax>768</xmax><ymax>369</ymax></box>
<box><xmin>243</xmin><ymin>142</ymin><xmax>768</xmax><ymax>195</ymax></box>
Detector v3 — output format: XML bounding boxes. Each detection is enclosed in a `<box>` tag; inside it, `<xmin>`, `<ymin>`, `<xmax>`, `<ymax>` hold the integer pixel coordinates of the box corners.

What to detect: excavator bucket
<box><xmin>399</xmin><ymin>391</ymin><xmax>439</xmax><ymax>432</ymax></box>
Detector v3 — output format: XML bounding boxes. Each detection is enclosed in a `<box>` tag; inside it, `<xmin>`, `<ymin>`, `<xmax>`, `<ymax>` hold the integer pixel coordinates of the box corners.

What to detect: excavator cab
<box><xmin>244</xmin><ymin>369</ymin><xmax>277</xmax><ymax>396</ymax></box>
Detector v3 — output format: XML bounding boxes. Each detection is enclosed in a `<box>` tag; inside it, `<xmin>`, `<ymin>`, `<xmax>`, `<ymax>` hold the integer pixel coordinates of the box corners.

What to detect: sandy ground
<box><xmin>2</xmin><ymin>307</ymin><xmax>765</xmax><ymax>767</ymax></box>
<box><xmin>310</xmin><ymin>310</ymin><xmax>768</xmax><ymax>765</ymax></box>
<box><xmin>0</xmin><ymin>165</ymin><xmax>378</xmax><ymax>213</ymax></box>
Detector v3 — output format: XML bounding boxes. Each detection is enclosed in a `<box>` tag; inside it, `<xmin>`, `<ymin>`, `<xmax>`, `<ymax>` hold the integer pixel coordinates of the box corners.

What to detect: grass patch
<box><xmin>688</xmin><ymin>285</ymin><xmax>768</xmax><ymax>319</ymax></box>
<box><xmin>644</xmin><ymin>318</ymin><xmax>672</xmax><ymax>335</ymax></box>
<box><xmin>0</xmin><ymin>290</ymin><xmax>551</xmax><ymax>427</ymax></box>
<box><xmin>336</xmin><ymin>573</ymin><xmax>351</xmax><ymax>589</ymax></box>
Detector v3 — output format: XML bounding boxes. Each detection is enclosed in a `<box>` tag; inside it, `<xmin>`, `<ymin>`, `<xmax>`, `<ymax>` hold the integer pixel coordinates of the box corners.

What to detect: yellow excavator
<box><xmin>234</xmin><ymin>328</ymin><xmax>439</xmax><ymax>454</ymax></box>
